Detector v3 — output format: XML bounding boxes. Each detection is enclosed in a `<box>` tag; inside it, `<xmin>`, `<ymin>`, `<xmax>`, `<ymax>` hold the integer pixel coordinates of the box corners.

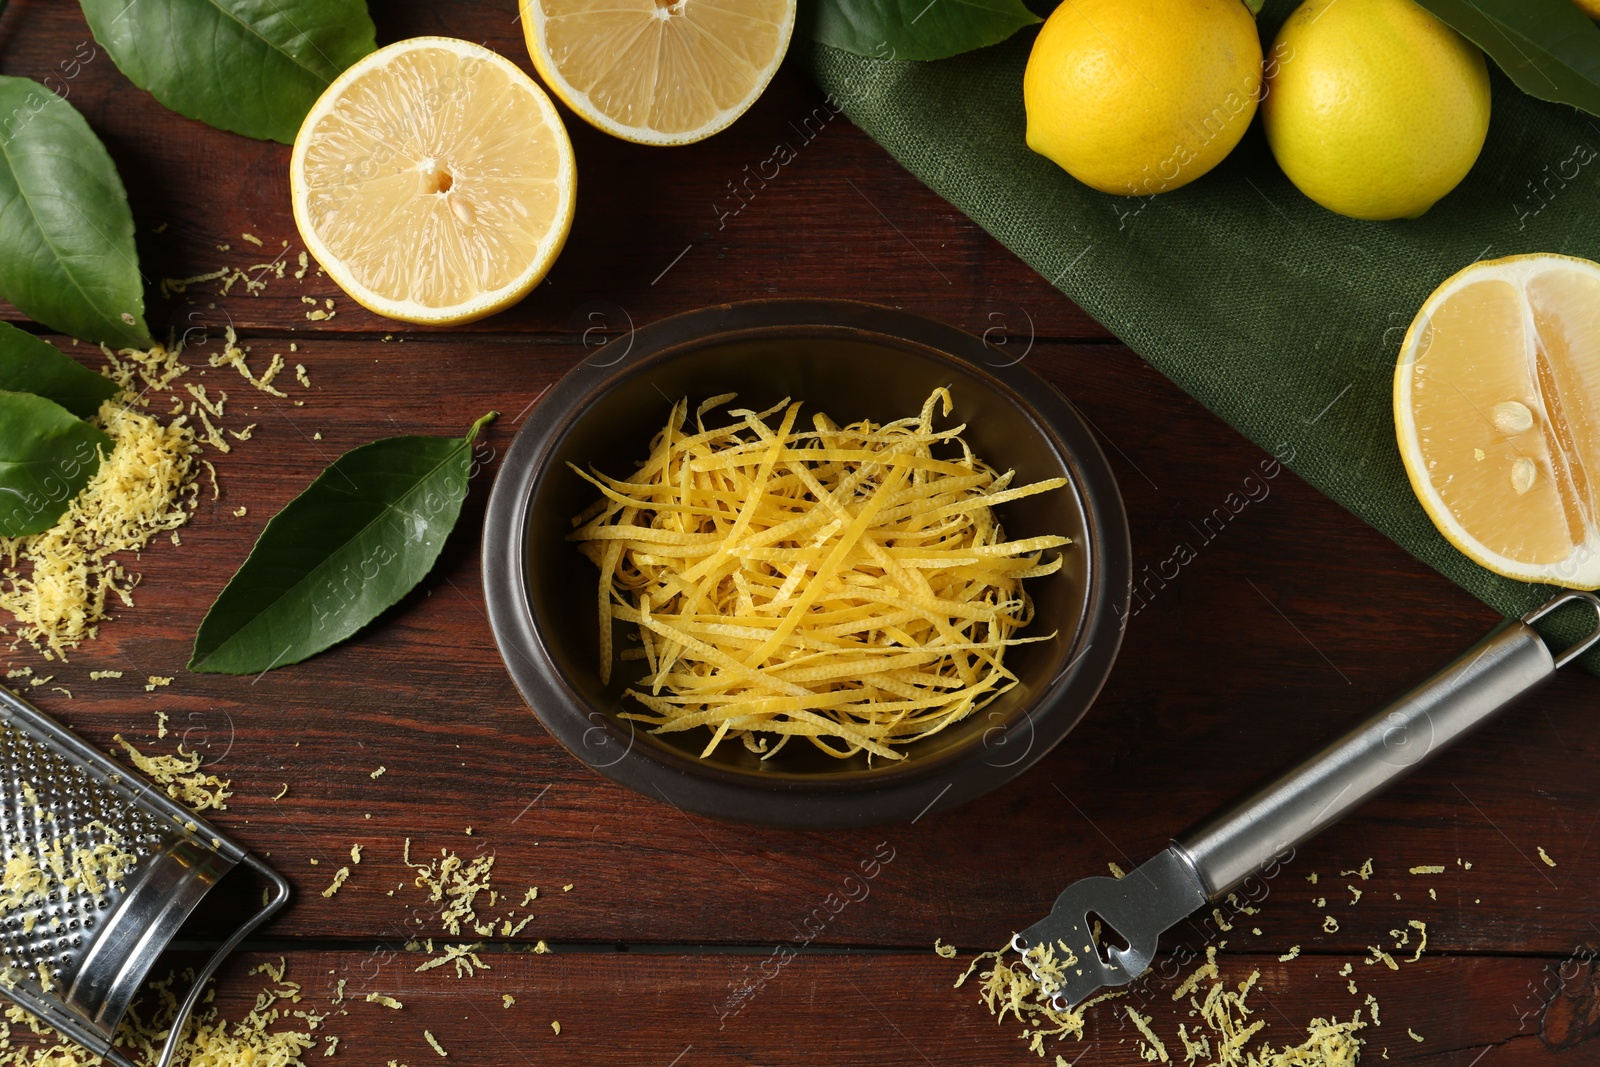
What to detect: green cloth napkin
<box><xmin>807</xmin><ymin>5</ymin><xmax>1600</xmax><ymax>670</ymax></box>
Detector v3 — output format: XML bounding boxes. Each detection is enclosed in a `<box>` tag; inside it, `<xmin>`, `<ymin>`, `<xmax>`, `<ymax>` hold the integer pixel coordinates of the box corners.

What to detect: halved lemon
<box><xmin>290</xmin><ymin>37</ymin><xmax>576</xmax><ymax>325</ymax></box>
<box><xmin>1396</xmin><ymin>253</ymin><xmax>1600</xmax><ymax>588</ymax></box>
<box><xmin>519</xmin><ymin>0</ymin><xmax>795</xmax><ymax>146</ymax></box>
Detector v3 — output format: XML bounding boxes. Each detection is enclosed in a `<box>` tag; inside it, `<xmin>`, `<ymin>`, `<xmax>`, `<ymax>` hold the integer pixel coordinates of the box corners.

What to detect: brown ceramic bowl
<box><xmin>482</xmin><ymin>300</ymin><xmax>1130</xmax><ymax>827</ymax></box>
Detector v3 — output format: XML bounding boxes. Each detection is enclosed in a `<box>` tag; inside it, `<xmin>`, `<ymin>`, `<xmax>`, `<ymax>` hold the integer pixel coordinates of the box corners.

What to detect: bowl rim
<box><xmin>482</xmin><ymin>299</ymin><xmax>1131</xmax><ymax>827</ymax></box>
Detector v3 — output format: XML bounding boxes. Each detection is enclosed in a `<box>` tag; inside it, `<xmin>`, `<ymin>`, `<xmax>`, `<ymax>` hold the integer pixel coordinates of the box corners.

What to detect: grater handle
<box><xmin>154</xmin><ymin>855</ymin><xmax>291</xmax><ymax>1067</ymax></box>
<box><xmin>1170</xmin><ymin>592</ymin><xmax>1600</xmax><ymax>901</ymax></box>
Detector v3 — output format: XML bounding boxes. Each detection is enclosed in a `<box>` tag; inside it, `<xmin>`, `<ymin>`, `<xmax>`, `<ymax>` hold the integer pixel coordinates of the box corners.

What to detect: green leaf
<box><xmin>0</xmin><ymin>78</ymin><xmax>151</xmax><ymax>349</ymax></box>
<box><xmin>1415</xmin><ymin>0</ymin><xmax>1600</xmax><ymax>117</ymax></box>
<box><xmin>0</xmin><ymin>321</ymin><xmax>118</xmax><ymax>419</ymax></box>
<box><xmin>0</xmin><ymin>390</ymin><xmax>109</xmax><ymax>537</ymax></box>
<box><xmin>79</xmin><ymin>0</ymin><xmax>377</xmax><ymax>144</ymax></box>
<box><xmin>189</xmin><ymin>413</ymin><xmax>497</xmax><ymax>675</ymax></box>
<box><xmin>808</xmin><ymin>0</ymin><xmax>1039</xmax><ymax>61</ymax></box>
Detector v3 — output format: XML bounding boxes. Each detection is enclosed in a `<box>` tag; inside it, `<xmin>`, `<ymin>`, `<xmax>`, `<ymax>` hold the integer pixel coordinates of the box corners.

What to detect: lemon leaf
<box><xmin>0</xmin><ymin>322</ymin><xmax>118</xmax><ymax>419</ymax></box>
<box><xmin>188</xmin><ymin>412</ymin><xmax>497</xmax><ymax>674</ymax></box>
<box><xmin>0</xmin><ymin>77</ymin><xmax>151</xmax><ymax>350</ymax></box>
<box><xmin>807</xmin><ymin>0</ymin><xmax>1039</xmax><ymax>61</ymax></box>
<box><xmin>0</xmin><ymin>391</ymin><xmax>109</xmax><ymax>538</ymax></box>
<box><xmin>79</xmin><ymin>0</ymin><xmax>376</xmax><ymax>144</ymax></box>
<box><xmin>1414</xmin><ymin>0</ymin><xmax>1600</xmax><ymax>118</ymax></box>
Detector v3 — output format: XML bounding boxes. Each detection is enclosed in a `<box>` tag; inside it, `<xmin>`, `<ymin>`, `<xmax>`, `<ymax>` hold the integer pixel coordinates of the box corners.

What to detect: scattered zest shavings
<box><xmin>1127</xmin><ymin>1007</ymin><xmax>1170</xmax><ymax>1063</ymax></box>
<box><xmin>1408</xmin><ymin>865</ymin><xmax>1445</xmax><ymax>875</ymax></box>
<box><xmin>934</xmin><ymin>938</ymin><xmax>958</xmax><ymax>959</ymax></box>
<box><xmin>502</xmin><ymin>994</ymin><xmax>515</xmax><ymax>1009</ymax></box>
<box><xmin>321</xmin><ymin>866</ymin><xmax>351</xmax><ymax>898</ymax></box>
<box><xmin>113</xmin><ymin>734</ymin><xmax>233</xmax><ymax>810</ymax></box>
<box><xmin>404</xmin><ymin>838</ymin><xmax>495</xmax><ymax>937</ymax></box>
<box><xmin>550</xmin><ymin>1021</ymin><xmax>560</xmax><ymax>1035</ymax></box>
<box><xmin>1406</xmin><ymin>920</ymin><xmax>1427</xmax><ymax>963</ymax></box>
<box><xmin>1340</xmin><ymin>859</ymin><xmax>1373</xmax><ymax>881</ymax></box>
<box><xmin>1538</xmin><ymin>847</ymin><xmax>1557</xmax><ymax>867</ymax></box>
<box><xmin>366</xmin><ymin>992</ymin><xmax>404</xmax><ymax>1009</ymax></box>
<box><xmin>951</xmin><ymin>939</ymin><xmax>1364</xmax><ymax>1065</ymax></box>
<box><xmin>371</xmin><ymin>766</ymin><xmax>387</xmax><ymax>779</ymax></box>
<box><xmin>423</xmin><ymin>1030</ymin><xmax>448</xmax><ymax>1057</ymax></box>
<box><xmin>1323</xmin><ymin>916</ymin><xmax>1340</xmax><ymax>933</ymax></box>
<box><xmin>415</xmin><ymin>943</ymin><xmax>489</xmax><ymax>979</ymax></box>
<box><xmin>1278</xmin><ymin>945</ymin><xmax>1301</xmax><ymax>963</ymax></box>
<box><xmin>145</xmin><ymin>674</ymin><xmax>173</xmax><ymax>692</ymax></box>
<box><xmin>0</xmin><ymin>959</ymin><xmax>329</xmax><ymax>1066</ymax></box>
<box><xmin>209</xmin><ymin>326</ymin><xmax>288</xmax><ymax>397</ymax></box>
<box><xmin>569</xmin><ymin>389</ymin><xmax>1071</xmax><ymax>762</ymax></box>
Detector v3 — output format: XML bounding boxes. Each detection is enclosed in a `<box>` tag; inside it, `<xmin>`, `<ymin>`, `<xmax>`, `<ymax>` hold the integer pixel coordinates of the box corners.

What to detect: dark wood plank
<box><xmin>28</xmin><ymin>949</ymin><xmax>1581</xmax><ymax>1066</ymax></box>
<box><xmin>1</xmin><ymin>4</ymin><xmax>1597</xmax><ymax>1061</ymax></box>
<box><xmin>0</xmin><ymin>0</ymin><xmax>1108</xmax><ymax>342</ymax></box>
<box><xmin>7</xmin><ymin>334</ymin><xmax>1595</xmax><ymax>961</ymax></box>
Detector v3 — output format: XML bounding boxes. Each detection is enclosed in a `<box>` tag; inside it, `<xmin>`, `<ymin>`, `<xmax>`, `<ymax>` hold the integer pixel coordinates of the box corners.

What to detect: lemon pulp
<box><xmin>521</xmin><ymin>0</ymin><xmax>794</xmax><ymax>145</ymax></box>
<box><xmin>291</xmin><ymin>37</ymin><xmax>576</xmax><ymax>325</ymax></box>
<box><xmin>1397</xmin><ymin>254</ymin><xmax>1600</xmax><ymax>587</ymax></box>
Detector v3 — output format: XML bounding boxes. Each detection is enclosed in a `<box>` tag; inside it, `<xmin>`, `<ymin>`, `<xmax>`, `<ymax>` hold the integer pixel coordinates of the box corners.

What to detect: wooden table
<box><xmin>3</xmin><ymin>2</ymin><xmax>1597</xmax><ymax>1063</ymax></box>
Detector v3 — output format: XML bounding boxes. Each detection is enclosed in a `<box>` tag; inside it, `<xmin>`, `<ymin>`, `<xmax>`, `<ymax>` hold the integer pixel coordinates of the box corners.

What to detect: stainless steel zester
<box><xmin>1014</xmin><ymin>590</ymin><xmax>1600</xmax><ymax>1009</ymax></box>
<box><xmin>0</xmin><ymin>685</ymin><xmax>289</xmax><ymax>1067</ymax></box>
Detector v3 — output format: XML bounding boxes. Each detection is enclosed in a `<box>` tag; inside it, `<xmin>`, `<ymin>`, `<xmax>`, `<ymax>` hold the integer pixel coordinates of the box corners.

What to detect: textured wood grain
<box><xmin>0</xmin><ymin>0</ymin><xmax>1596</xmax><ymax>1060</ymax></box>
<box><xmin>41</xmin><ymin>949</ymin><xmax>1580</xmax><ymax>1067</ymax></box>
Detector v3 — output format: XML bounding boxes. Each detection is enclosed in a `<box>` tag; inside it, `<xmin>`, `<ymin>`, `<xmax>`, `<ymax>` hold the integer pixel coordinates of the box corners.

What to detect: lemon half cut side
<box><xmin>520</xmin><ymin>0</ymin><xmax>795</xmax><ymax>146</ymax></box>
<box><xmin>291</xmin><ymin>37</ymin><xmax>577</xmax><ymax>326</ymax></box>
<box><xmin>1396</xmin><ymin>253</ymin><xmax>1600</xmax><ymax>589</ymax></box>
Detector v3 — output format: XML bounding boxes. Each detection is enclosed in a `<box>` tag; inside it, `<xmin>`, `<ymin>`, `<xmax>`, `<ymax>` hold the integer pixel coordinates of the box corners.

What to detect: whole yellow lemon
<box><xmin>1022</xmin><ymin>0</ymin><xmax>1263</xmax><ymax>196</ymax></box>
<box><xmin>1575</xmin><ymin>0</ymin><xmax>1600</xmax><ymax>17</ymax></box>
<box><xmin>1263</xmin><ymin>0</ymin><xmax>1490</xmax><ymax>221</ymax></box>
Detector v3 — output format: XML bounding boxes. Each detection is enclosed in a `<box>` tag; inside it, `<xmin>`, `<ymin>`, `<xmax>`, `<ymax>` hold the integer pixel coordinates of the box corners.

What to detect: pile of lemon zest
<box><xmin>571</xmin><ymin>390</ymin><xmax>1070</xmax><ymax>761</ymax></box>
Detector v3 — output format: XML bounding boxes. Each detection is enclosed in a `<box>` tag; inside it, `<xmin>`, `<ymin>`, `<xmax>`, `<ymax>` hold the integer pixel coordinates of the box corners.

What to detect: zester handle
<box><xmin>1170</xmin><ymin>592</ymin><xmax>1600</xmax><ymax>900</ymax></box>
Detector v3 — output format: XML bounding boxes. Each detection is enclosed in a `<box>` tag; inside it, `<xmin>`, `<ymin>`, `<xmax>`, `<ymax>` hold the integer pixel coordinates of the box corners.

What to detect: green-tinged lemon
<box><xmin>1263</xmin><ymin>0</ymin><xmax>1489</xmax><ymax>221</ymax></box>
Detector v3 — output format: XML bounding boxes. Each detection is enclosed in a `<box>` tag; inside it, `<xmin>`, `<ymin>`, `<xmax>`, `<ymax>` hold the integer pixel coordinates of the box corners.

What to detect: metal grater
<box><xmin>0</xmin><ymin>685</ymin><xmax>289</xmax><ymax>1067</ymax></box>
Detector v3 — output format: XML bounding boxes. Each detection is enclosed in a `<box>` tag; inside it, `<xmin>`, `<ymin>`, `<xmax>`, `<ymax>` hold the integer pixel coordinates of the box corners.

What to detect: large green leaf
<box><xmin>79</xmin><ymin>0</ymin><xmax>377</xmax><ymax>144</ymax></box>
<box><xmin>189</xmin><ymin>413</ymin><xmax>497</xmax><ymax>674</ymax></box>
<box><xmin>0</xmin><ymin>321</ymin><xmax>118</xmax><ymax>418</ymax></box>
<box><xmin>1416</xmin><ymin>0</ymin><xmax>1600</xmax><ymax>117</ymax></box>
<box><xmin>808</xmin><ymin>0</ymin><xmax>1039</xmax><ymax>61</ymax></box>
<box><xmin>0</xmin><ymin>390</ymin><xmax>109</xmax><ymax>538</ymax></box>
<box><xmin>0</xmin><ymin>78</ymin><xmax>151</xmax><ymax>350</ymax></box>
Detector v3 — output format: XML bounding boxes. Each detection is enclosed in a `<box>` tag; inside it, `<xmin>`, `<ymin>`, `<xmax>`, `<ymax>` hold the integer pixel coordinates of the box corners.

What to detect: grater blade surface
<box><xmin>0</xmin><ymin>686</ymin><xmax>289</xmax><ymax>1067</ymax></box>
